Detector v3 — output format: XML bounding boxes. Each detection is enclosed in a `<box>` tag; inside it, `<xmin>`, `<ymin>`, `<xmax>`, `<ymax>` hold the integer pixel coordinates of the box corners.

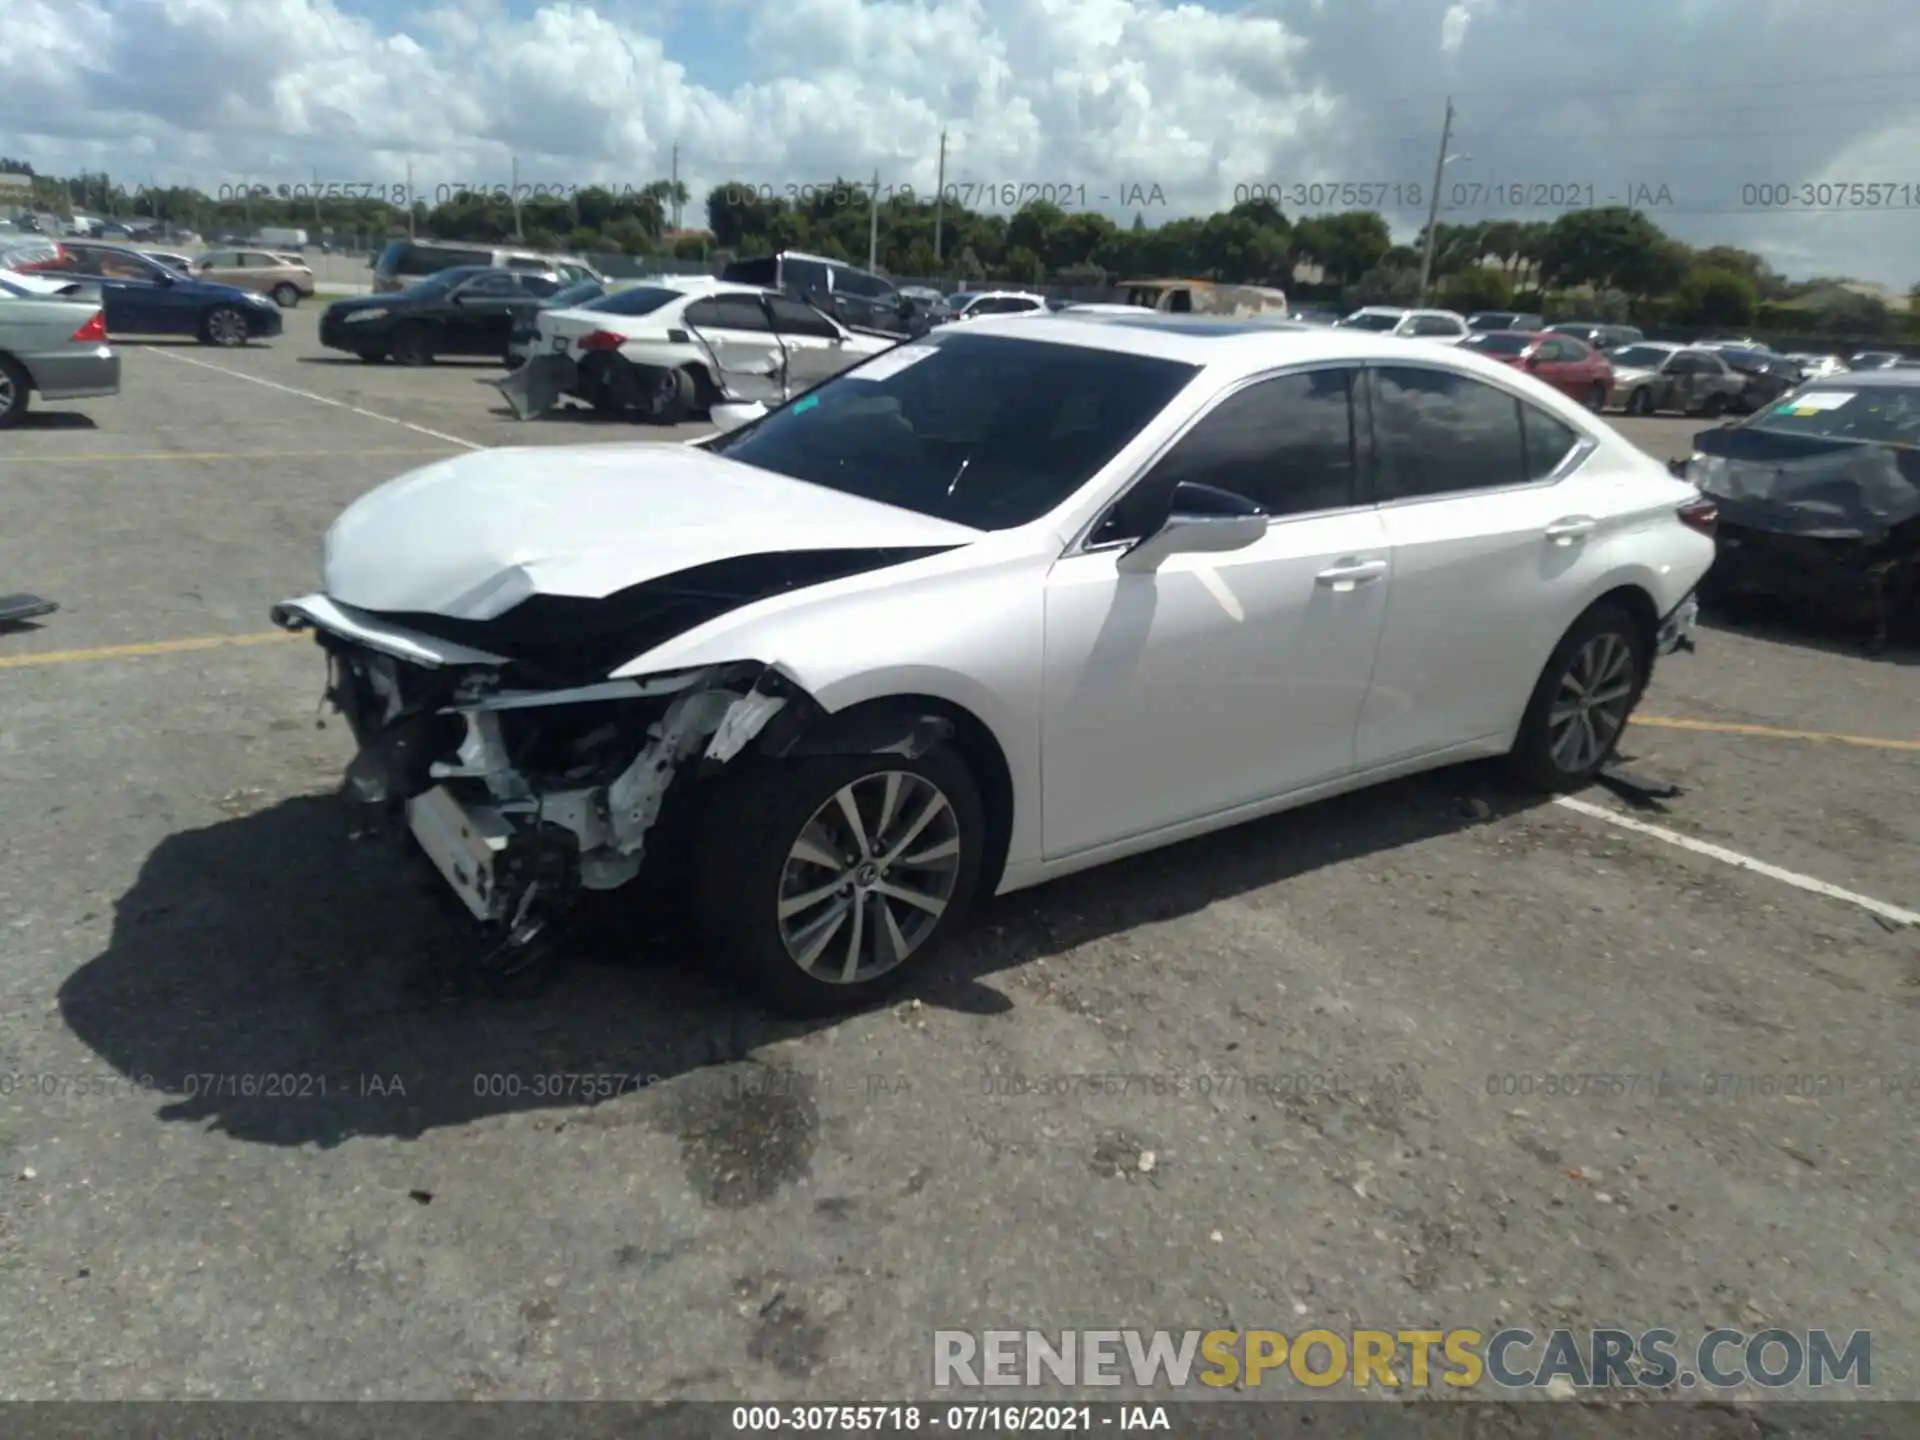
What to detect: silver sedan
<box><xmin>0</xmin><ymin>271</ymin><xmax>121</xmax><ymax>427</ymax></box>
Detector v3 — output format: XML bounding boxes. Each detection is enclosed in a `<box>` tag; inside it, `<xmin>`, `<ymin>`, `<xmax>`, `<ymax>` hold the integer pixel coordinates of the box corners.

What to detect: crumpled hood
<box><xmin>322</xmin><ymin>442</ymin><xmax>984</xmax><ymax>618</ymax></box>
<box><xmin>1692</xmin><ymin>426</ymin><xmax>1920</xmax><ymax>538</ymax></box>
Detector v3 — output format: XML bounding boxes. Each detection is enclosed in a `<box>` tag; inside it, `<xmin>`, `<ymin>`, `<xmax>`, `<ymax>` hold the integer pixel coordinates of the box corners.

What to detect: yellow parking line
<box><xmin>0</xmin><ymin>448</ymin><xmax>460</xmax><ymax>463</ymax></box>
<box><xmin>0</xmin><ymin>630</ymin><xmax>303</xmax><ymax>670</ymax></box>
<box><xmin>1633</xmin><ymin>715</ymin><xmax>1920</xmax><ymax>753</ymax></box>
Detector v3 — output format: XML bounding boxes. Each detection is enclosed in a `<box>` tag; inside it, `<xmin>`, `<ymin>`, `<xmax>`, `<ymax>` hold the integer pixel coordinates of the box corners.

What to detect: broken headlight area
<box><xmin>323</xmin><ymin>642</ymin><xmax>800</xmax><ymax>952</ymax></box>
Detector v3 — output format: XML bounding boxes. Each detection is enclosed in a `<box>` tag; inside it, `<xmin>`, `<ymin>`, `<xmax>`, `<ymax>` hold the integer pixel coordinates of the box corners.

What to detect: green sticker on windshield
<box><xmin>792</xmin><ymin>395</ymin><xmax>819</xmax><ymax>414</ymax></box>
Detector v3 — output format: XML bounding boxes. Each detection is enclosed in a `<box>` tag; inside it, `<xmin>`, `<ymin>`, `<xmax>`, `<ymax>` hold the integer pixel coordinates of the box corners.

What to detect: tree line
<box><xmin>7</xmin><ymin>159</ymin><xmax>1915</xmax><ymax>335</ymax></box>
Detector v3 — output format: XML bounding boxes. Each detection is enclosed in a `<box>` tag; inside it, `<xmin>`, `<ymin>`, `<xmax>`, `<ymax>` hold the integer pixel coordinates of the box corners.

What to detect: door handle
<box><xmin>1544</xmin><ymin>516</ymin><xmax>1597</xmax><ymax>543</ymax></box>
<box><xmin>1315</xmin><ymin>558</ymin><xmax>1388</xmax><ymax>588</ymax></box>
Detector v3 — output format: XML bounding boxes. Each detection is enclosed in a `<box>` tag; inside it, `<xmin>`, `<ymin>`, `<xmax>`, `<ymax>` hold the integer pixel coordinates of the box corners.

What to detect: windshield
<box><xmin>1467</xmin><ymin>314</ymin><xmax>1516</xmax><ymax>329</ymax></box>
<box><xmin>705</xmin><ymin>331</ymin><xmax>1198</xmax><ymax>530</ymax></box>
<box><xmin>1338</xmin><ymin>311</ymin><xmax>1402</xmax><ymax>331</ymax></box>
<box><xmin>579</xmin><ymin>285</ymin><xmax>684</xmax><ymax>316</ymax></box>
<box><xmin>1747</xmin><ymin>385</ymin><xmax>1920</xmax><ymax>445</ymax></box>
<box><xmin>1609</xmin><ymin>345</ymin><xmax>1672</xmax><ymax>369</ymax></box>
<box><xmin>1463</xmin><ymin>332</ymin><xmax>1531</xmax><ymax>356</ymax></box>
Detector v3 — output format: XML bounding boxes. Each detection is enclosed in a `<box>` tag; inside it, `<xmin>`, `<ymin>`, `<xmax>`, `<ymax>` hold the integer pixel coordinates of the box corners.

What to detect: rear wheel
<box><xmin>270</xmin><ymin>283</ymin><xmax>301</xmax><ymax>308</ymax></box>
<box><xmin>692</xmin><ymin>749</ymin><xmax>986</xmax><ymax>1016</ymax></box>
<box><xmin>0</xmin><ymin>355</ymin><xmax>31</xmax><ymax>428</ymax></box>
<box><xmin>201</xmin><ymin>306</ymin><xmax>249</xmax><ymax>347</ymax></box>
<box><xmin>355</xmin><ymin>349</ymin><xmax>388</xmax><ymax>363</ymax></box>
<box><xmin>633</xmin><ymin>365</ymin><xmax>694</xmax><ymax>425</ymax></box>
<box><xmin>1508</xmin><ymin>603</ymin><xmax>1646</xmax><ymax>792</ymax></box>
<box><xmin>1697</xmin><ymin>392</ymin><xmax>1726</xmax><ymax>418</ymax></box>
<box><xmin>390</xmin><ymin>323</ymin><xmax>434</xmax><ymax>366</ymax></box>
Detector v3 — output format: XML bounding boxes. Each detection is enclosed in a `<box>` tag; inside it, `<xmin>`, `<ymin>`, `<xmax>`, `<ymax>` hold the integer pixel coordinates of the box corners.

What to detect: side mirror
<box><xmin>1116</xmin><ymin>481</ymin><xmax>1268</xmax><ymax>574</ymax></box>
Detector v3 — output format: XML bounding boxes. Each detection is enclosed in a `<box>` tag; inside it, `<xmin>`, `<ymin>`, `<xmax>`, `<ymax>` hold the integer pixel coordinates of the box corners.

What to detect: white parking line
<box><xmin>145</xmin><ymin>349</ymin><xmax>486</xmax><ymax>451</ymax></box>
<box><xmin>1554</xmin><ymin>795</ymin><xmax>1920</xmax><ymax>927</ymax></box>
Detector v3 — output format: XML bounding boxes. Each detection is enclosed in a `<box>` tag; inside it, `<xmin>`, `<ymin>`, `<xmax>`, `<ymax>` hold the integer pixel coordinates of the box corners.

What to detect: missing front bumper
<box><xmin>406</xmin><ymin>784</ymin><xmax>581</xmax><ymax>926</ymax></box>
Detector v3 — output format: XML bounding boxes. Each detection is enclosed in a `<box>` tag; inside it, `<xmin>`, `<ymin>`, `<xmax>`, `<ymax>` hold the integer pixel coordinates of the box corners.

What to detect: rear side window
<box><xmin>1097</xmin><ymin>367</ymin><xmax>1359</xmax><ymax>541</ymax></box>
<box><xmin>685</xmin><ymin>295</ymin><xmax>770</xmax><ymax>331</ymax></box>
<box><xmin>785</xmin><ymin>259</ymin><xmax>831</xmax><ymax>295</ymax></box>
<box><xmin>396</xmin><ymin>246</ymin><xmax>487</xmax><ymax>276</ymax></box>
<box><xmin>1522</xmin><ymin>405</ymin><xmax>1582</xmax><ymax>480</ymax></box>
<box><xmin>1367</xmin><ymin>365</ymin><xmax>1528</xmax><ymax>500</ymax></box>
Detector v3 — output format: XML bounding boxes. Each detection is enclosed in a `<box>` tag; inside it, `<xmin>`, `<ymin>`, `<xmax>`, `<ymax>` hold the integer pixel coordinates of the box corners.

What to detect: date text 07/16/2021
<box><xmin>720</xmin><ymin>181</ymin><xmax>1172</xmax><ymax>210</ymax></box>
<box><xmin>1231</xmin><ymin>180</ymin><xmax>1678</xmax><ymax>211</ymax></box>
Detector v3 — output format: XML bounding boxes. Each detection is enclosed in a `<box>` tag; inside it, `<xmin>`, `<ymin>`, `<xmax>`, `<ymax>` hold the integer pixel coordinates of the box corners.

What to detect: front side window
<box><xmin>1609</xmin><ymin>345</ymin><xmax>1674</xmax><ymax>370</ymax></box>
<box><xmin>1093</xmin><ymin>367</ymin><xmax>1360</xmax><ymax>544</ymax></box>
<box><xmin>766</xmin><ymin>296</ymin><xmax>840</xmax><ymax>338</ymax></box>
<box><xmin>705</xmin><ymin>331</ymin><xmax>1199</xmax><ymax>531</ymax></box>
<box><xmin>1367</xmin><ymin>364</ymin><xmax>1528</xmax><ymax>500</ymax></box>
<box><xmin>1339</xmin><ymin>311</ymin><xmax>1404</xmax><ymax>332</ymax></box>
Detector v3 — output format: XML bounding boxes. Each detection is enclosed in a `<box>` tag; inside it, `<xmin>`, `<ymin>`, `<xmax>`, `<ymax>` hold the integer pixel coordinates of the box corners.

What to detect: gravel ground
<box><xmin>0</xmin><ymin>312</ymin><xmax>1914</xmax><ymax>1411</ymax></box>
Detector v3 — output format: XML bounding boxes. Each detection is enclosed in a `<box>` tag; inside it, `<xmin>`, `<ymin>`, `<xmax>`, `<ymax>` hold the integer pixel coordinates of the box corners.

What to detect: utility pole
<box><xmin>406</xmin><ymin>158</ymin><xmax>416</xmax><ymax>238</ymax></box>
<box><xmin>511</xmin><ymin>155</ymin><xmax>523</xmax><ymax>239</ymax></box>
<box><xmin>1417</xmin><ymin>96</ymin><xmax>1455</xmax><ymax>305</ymax></box>
<box><xmin>868</xmin><ymin>168</ymin><xmax>881</xmax><ymax>272</ymax></box>
<box><xmin>670</xmin><ymin>142</ymin><xmax>681</xmax><ymax>230</ymax></box>
<box><xmin>933</xmin><ymin>129</ymin><xmax>947</xmax><ymax>264</ymax></box>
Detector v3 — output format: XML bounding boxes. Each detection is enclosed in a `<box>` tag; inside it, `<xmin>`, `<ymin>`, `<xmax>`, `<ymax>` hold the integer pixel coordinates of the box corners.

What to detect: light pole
<box><xmin>1418</xmin><ymin>150</ymin><xmax>1471</xmax><ymax>304</ymax></box>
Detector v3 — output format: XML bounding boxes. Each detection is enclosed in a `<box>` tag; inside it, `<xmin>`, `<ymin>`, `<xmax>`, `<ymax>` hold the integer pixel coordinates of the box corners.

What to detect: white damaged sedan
<box><xmin>275</xmin><ymin>313</ymin><xmax>1716</xmax><ymax>1014</ymax></box>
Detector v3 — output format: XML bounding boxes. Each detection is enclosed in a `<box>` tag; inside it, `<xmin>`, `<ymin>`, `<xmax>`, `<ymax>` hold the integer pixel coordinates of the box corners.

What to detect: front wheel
<box><xmin>1508</xmin><ymin>603</ymin><xmax>1647</xmax><ymax>792</ymax></box>
<box><xmin>389</xmin><ymin>323</ymin><xmax>434</xmax><ymax>366</ymax></box>
<box><xmin>1625</xmin><ymin>388</ymin><xmax>1653</xmax><ymax>416</ymax></box>
<box><xmin>201</xmin><ymin>306</ymin><xmax>249</xmax><ymax>347</ymax></box>
<box><xmin>692</xmin><ymin>748</ymin><xmax>987</xmax><ymax>1016</ymax></box>
<box><xmin>0</xmin><ymin>355</ymin><xmax>31</xmax><ymax>428</ymax></box>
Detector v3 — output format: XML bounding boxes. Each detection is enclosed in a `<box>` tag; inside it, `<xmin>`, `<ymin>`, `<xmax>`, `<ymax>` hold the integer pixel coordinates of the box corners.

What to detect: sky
<box><xmin>5</xmin><ymin>0</ymin><xmax>1920</xmax><ymax>286</ymax></box>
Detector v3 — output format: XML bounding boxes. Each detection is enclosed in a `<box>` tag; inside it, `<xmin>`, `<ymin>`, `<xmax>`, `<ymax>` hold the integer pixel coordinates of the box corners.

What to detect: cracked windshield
<box><xmin>1</xmin><ymin>0</ymin><xmax>1915</xmax><ymax>1435</ymax></box>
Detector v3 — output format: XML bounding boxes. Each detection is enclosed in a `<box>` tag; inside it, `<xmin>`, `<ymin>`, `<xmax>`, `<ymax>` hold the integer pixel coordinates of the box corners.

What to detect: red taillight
<box><xmin>575</xmin><ymin>330</ymin><xmax>624</xmax><ymax>352</ymax></box>
<box><xmin>70</xmin><ymin>310</ymin><xmax>107</xmax><ymax>343</ymax></box>
<box><xmin>1678</xmin><ymin>496</ymin><xmax>1718</xmax><ymax>537</ymax></box>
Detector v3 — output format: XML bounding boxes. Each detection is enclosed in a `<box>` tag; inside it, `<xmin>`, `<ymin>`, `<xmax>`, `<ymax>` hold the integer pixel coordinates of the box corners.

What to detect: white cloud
<box><xmin>3</xmin><ymin>0</ymin><xmax>1918</xmax><ymax>285</ymax></box>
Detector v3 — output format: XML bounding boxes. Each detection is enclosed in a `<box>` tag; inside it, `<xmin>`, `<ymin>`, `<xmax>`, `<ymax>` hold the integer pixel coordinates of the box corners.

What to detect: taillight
<box><xmin>575</xmin><ymin>330</ymin><xmax>624</xmax><ymax>352</ymax></box>
<box><xmin>1677</xmin><ymin>496</ymin><xmax>1718</xmax><ymax>537</ymax></box>
<box><xmin>71</xmin><ymin>310</ymin><xmax>107</xmax><ymax>343</ymax></box>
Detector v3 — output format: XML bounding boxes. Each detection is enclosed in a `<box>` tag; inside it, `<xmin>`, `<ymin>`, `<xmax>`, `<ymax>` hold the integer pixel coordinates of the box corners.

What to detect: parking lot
<box><xmin>1</xmin><ymin>309</ymin><xmax>1916</xmax><ymax>1403</ymax></box>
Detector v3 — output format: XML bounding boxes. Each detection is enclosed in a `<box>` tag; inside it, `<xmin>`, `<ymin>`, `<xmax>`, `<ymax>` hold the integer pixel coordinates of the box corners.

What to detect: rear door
<box><xmin>1354</xmin><ymin>362</ymin><xmax>1604</xmax><ymax>765</ymax></box>
<box><xmin>764</xmin><ymin>295</ymin><xmax>856</xmax><ymax>390</ymax></box>
<box><xmin>683</xmin><ymin>294</ymin><xmax>785</xmax><ymax>401</ymax></box>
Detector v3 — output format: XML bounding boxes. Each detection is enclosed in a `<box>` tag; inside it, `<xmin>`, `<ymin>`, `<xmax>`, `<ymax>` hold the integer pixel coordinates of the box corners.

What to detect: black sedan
<box><xmin>319</xmin><ymin>266</ymin><xmax>567</xmax><ymax>364</ymax></box>
<box><xmin>1686</xmin><ymin>370</ymin><xmax>1920</xmax><ymax>649</ymax></box>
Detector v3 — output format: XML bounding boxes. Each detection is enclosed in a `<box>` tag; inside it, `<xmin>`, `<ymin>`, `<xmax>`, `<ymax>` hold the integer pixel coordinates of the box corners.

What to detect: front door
<box><xmin>764</xmin><ymin>296</ymin><xmax>857</xmax><ymax>391</ymax></box>
<box><xmin>441</xmin><ymin>271</ymin><xmax>523</xmax><ymax>354</ymax></box>
<box><xmin>1354</xmin><ymin>363</ymin><xmax>1604</xmax><ymax>766</ymax></box>
<box><xmin>683</xmin><ymin>294</ymin><xmax>785</xmax><ymax>401</ymax></box>
<box><xmin>1041</xmin><ymin>365</ymin><xmax>1391</xmax><ymax>858</ymax></box>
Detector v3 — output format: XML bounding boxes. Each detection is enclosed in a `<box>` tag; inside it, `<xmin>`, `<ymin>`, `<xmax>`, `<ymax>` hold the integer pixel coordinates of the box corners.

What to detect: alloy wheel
<box><xmin>207</xmin><ymin>308</ymin><xmax>246</xmax><ymax>346</ymax></box>
<box><xmin>0</xmin><ymin>368</ymin><xmax>16</xmax><ymax>418</ymax></box>
<box><xmin>775</xmin><ymin>770</ymin><xmax>964</xmax><ymax>984</ymax></box>
<box><xmin>1547</xmin><ymin>631</ymin><xmax>1636</xmax><ymax>775</ymax></box>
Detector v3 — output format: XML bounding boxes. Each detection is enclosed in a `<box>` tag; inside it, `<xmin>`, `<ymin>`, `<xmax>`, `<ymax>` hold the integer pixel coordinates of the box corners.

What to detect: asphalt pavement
<box><xmin>0</xmin><ymin>310</ymin><xmax>1915</xmax><ymax>1406</ymax></box>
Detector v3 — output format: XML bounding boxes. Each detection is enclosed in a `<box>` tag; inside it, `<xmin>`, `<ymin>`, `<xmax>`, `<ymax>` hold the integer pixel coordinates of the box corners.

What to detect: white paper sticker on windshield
<box><xmin>1777</xmin><ymin>390</ymin><xmax>1855</xmax><ymax>413</ymax></box>
<box><xmin>847</xmin><ymin>344</ymin><xmax>938</xmax><ymax>382</ymax></box>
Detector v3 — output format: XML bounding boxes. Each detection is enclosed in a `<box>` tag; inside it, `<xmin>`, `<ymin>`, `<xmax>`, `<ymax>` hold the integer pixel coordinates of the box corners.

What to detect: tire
<box><xmin>201</xmin><ymin>305</ymin><xmax>249</xmax><ymax>347</ymax></box>
<box><xmin>1584</xmin><ymin>382</ymin><xmax>1607</xmax><ymax>412</ymax></box>
<box><xmin>355</xmin><ymin>349</ymin><xmax>388</xmax><ymax>363</ymax></box>
<box><xmin>1697</xmin><ymin>392</ymin><xmax>1726</xmax><ymax>418</ymax></box>
<box><xmin>1508</xmin><ymin>602</ymin><xmax>1647</xmax><ymax>792</ymax></box>
<box><xmin>635</xmin><ymin>365</ymin><xmax>695</xmax><ymax>425</ymax></box>
<box><xmin>270</xmin><ymin>283</ymin><xmax>301</xmax><ymax>308</ymax></box>
<box><xmin>0</xmin><ymin>354</ymin><xmax>31</xmax><ymax>429</ymax></box>
<box><xmin>390</xmin><ymin>323</ymin><xmax>434</xmax><ymax>366</ymax></box>
<box><xmin>1625</xmin><ymin>388</ymin><xmax>1653</xmax><ymax>416</ymax></box>
<box><xmin>691</xmin><ymin>747</ymin><xmax>987</xmax><ymax>1016</ymax></box>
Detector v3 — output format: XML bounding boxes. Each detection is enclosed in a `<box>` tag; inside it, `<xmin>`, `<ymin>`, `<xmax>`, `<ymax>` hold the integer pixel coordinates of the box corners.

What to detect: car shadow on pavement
<box><xmin>58</xmin><ymin>764</ymin><xmax>1546</xmax><ymax>1149</ymax></box>
<box><xmin>12</xmin><ymin>411</ymin><xmax>97</xmax><ymax>429</ymax></box>
<box><xmin>1701</xmin><ymin>606</ymin><xmax>1919</xmax><ymax>668</ymax></box>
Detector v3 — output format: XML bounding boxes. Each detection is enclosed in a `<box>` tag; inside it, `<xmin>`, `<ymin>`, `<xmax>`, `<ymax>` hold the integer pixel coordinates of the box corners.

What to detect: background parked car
<box><xmin>1784</xmin><ymin>352</ymin><xmax>1849</xmax><ymax>380</ymax></box>
<box><xmin>720</xmin><ymin>250</ymin><xmax>925</xmax><ymax>337</ymax></box>
<box><xmin>1716</xmin><ymin>348</ymin><xmax>1804</xmax><ymax>412</ymax></box>
<box><xmin>1546</xmin><ymin>321</ymin><xmax>1644</xmax><ymax>351</ymax></box>
<box><xmin>1607</xmin><ymin>342</ymin><xmax>1745</xmax><ymax>416</ymax></box>
<box><xmin>1849</xmin><ymin>350</ymin><xmax>1906</xmax><ymax>370</ymax></box>
<box><xmin>321</xmin><ymin>265</ymin><xmax>565</xmax><ymax>364</ymax></box>
<box><xmin>1335</xmin><ymin>307</ymin><xmax>1471</xmax><ymax>341</ymax></box>
<box><xmin>0</xmin><ymin>284</ymin><xmax>118</xmax><ymax>427</ymax></box>
<box><xmin>0</xmin><ymin>236</ymin><xmax>69</xmax><ymax>273</ymax></box>
<box><xmin>1459</xmin><ymin>329</ymin><xmax>1613</xmax><ymax>410</ymax></box>
<box><xmin>42</xmin><ymin>240</ymin><xmax>282</xmax><ymax>346</ymax></box>
<box><xmin>138</xmin><ymin>249</ymin><xmax>198</xmax><ymax>273</ymax></box>
<box><xmin>1466</xmin><ymin>310</ymin><xmax>1545</xmax><ymax>332</ymax></box>
<box><xmin>190</xmin><ymin>248</ymin><xmax>316</xmax><ymax>307</ymax></box>
<box><xmin>948</xmin><ymin>290</ymin><xmax>1050</xmax><ymax>320</ymax></box>
<box><xmin>370</xmin><ymin>239</ymin><xmax>602</xmax><ymax>293</ymax></box>
<box><xmin>896</xmin><ymin>285</ymin><xmax>954</xmax><ymax>325</ymax></box>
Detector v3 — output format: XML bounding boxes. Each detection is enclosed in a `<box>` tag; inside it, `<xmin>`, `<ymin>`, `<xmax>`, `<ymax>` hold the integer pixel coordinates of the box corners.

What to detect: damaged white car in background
<box><xmin>275</xmin><ymin>314</ymin><xmax>1712</xmax><ymax>1015</ymax></box>
<box><xmin>494</xmin><ymin>277</ymin><xmax>899</xmax><ymax>426</ymax></box>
